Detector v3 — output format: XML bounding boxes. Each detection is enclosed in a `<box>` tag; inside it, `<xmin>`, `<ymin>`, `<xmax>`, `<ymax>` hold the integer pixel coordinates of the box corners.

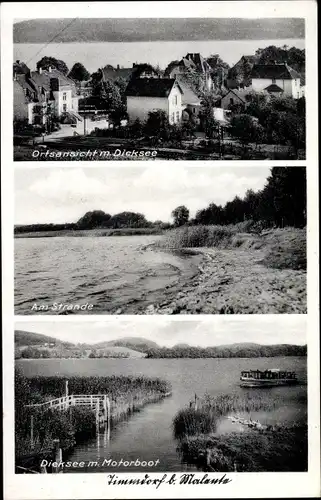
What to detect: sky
<box><xmin>15</xmin><ymin>316</ymin><xmax>306</xmax><ymax>347</ymax></box>
<box><xmin>15</xmin><ymin>166</ymin><xmax>272</xmax><ymax>225</ymax></box>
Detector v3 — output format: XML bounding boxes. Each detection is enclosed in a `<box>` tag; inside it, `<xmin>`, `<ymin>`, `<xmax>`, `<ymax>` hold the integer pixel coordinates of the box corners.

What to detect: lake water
<box><xmin>17</xmin><ymin>356</ymin><xmax>307</xmax><ymax>473</ymax></box>
<box><xmin>15</xmin><ymin>235</ymin><xmax>201</xmax><ymax>314</ymax></box>
<box><xmin>14</xmin><ymin>39</ymin><xmax>305</xmax><ymax>73</ymax></box>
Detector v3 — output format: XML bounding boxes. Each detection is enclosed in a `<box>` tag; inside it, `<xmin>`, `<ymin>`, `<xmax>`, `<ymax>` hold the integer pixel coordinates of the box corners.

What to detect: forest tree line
<box><xmin>145</xmin><ymin>344</ymin><xmax>307</xmax><ymax>358</ymax></box>
<box><xmin>15</xmin><ymin>167</ymin><xmax>306</xmax><ymax>234</ymax></box>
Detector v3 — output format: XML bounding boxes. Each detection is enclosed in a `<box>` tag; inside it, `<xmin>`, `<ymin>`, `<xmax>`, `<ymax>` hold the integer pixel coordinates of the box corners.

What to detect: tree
<box><xmin>76</xmin><ymin>210</ymin><xmax>111</xmax><ymax>229</ymax></box>
<box><xmin>36</xmin><ymin>56</ymin><xmax>69</xmax><ymax>75</ymax></box>
<box><xmin>206</xmin><ymin>54</ymin><xmax>230</xmax><ymax>89</ymax></box>
<box><xmin>172</xmin><ymin>206</ymin><xmax>190</xmax><ymax>227</ymax></box>
<box><xmin>229</xmin><ymin>114</ymin><xmax>261</xmax><ymax>147</ymax></box>
<box><xmin>68</xmin><ymin>62</ymin><xmax>90</xmax><ymax>81</ymax></box>
<box><xmin>92</xmin><ymin>78</ymin><xmax>123</xmax><ymax>112</ymax></box>
<box><xmin>129</xmin><ymin>118</ymin><xmax>144</xmax><ymax>138</ymax></box>
<box><xmin>145</xmin><ymin>110</ymin><xmax>171</xmax><ymax>141</ymax></box>
<box><xmin>109</xmin><ymin>211</ymin><xmax>149</xmax><ymax>228</ymax></box>
<box><xmin>200</xmin><ymin>96</ymin><xmax>218</xmax><ymax>138</ymax></box>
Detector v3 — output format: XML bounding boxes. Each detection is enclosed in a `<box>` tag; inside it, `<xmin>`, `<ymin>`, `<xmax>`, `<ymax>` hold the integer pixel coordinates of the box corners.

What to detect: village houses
<box><xmin>125</xmin><ymin>78</ymin><xmax>183</xmax><ymax>124</ymax></box>
<box><xmin>250</xmin><ymin>63</ymin><xmax>302</xmax><ymax>98</ymax></box>
<box><xmin>13</xmin><ymin>60</ymin><xmax>81</xmax><ymax>126</ymax></box>
<box><xmin>166</xmin><ymin>53</ymin><xmax>213</xmax><ymax>92</ymax></box>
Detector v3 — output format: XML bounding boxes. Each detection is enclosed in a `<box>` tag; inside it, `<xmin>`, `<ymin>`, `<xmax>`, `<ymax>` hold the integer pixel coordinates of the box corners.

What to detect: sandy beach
<box><xmin>139</xmin><ymin>246</ymin><xmax>306</xmax><ymax>315</ymax></box>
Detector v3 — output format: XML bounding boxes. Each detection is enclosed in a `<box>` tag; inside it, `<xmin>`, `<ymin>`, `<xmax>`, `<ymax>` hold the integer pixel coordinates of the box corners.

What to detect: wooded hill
<box><xmin>14</xmin><ymin>18</ymin><xmax>304</xmax><ymax>44</ymax></box>
<box><xmin>15</xmin><ymin>331</ymin><xmax>306</xmax><ymax>359</ymax></box>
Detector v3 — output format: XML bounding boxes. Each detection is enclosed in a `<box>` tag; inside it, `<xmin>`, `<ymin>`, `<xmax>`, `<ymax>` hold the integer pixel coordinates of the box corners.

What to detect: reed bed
<box><xmin>173</xmin><ymin>392</ymin><xmax>282</xmax><ymax>440</ymax></box>
<box><xmin>174</xmin><ymin>391</ymin><xmax>307</xmax><ymax>472</ymax></box>
<box><xmin>159</xmin><ymin>225</ymin><xmax>306</xmax><ymax>271</ymax></box>
<box><xmin>15</xmin><ymin>371</ymin><xmax>171</xmax><ymax>468</ymax></box>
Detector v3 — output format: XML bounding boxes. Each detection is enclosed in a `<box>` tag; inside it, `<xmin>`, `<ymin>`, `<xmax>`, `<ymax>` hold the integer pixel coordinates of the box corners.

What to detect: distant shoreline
<box><xmin>14</xmin><ymin>227</ymin><xmax>163</xmax><ymax>238</ymax></box>
<box><xmin>16</xmin><ymin>354</ymin><xmax>307</xmax><ymax>361</ymax></box>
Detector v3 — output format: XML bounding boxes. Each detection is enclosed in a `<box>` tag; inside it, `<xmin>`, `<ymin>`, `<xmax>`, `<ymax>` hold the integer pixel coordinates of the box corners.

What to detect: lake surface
<box><xmin>15</xmin><ymin>235</ymin><xmax>201</xmax><ymax>314</ymax></box>
<box><xmin>17</xmin><ymin>356</ymin><xmax>307</xmax><ymax>473</ymax></box>
<box><xmin>14</xmin><ymin>39</ymin><xmax>305</xmax><ymax>73</ymax></box>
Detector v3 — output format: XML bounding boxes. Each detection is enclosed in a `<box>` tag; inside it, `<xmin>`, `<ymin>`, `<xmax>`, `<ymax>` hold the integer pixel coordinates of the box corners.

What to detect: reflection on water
<box><xmin>18</xmin><ymin>356</ymin><xmax>307</xmax><ymax>473</ymax></box>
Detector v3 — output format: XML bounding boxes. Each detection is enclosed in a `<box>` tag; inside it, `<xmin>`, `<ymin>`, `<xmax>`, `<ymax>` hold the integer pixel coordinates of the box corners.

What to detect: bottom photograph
<box><xmin>14</xmin><ymin>317</ymin><xmax>307</xmax><ymax>474</ymax></box>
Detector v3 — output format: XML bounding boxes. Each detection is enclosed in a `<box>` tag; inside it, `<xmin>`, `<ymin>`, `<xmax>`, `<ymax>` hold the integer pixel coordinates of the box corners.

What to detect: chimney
<box><xmin>48</xmin><ymin>66</ymin><xmax>52</xmax><ymax>73</ymax></box>
<box><xmin>39</xmin><ymin>67</ymin><xmax>42</xmax><ymax>74</ymax></box>
<box><xmin>16</xmin><ymin>59</ymin><xmax>20</xmax><ymax>64</ymax></box>
<box><xmin>133</xmin><ymin>63</ymin><xmax>136</xmax><ymax>68</ymax></box>
<box><xmin>117</xmin><ymin>64</ymin><xmax>120</xmax><ymax>70</ymax></box>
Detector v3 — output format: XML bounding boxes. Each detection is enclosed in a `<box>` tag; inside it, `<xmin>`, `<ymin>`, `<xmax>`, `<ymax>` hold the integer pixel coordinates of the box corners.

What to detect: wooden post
<box><xmin>52</xmin><ymin>439</ymin><xmax>62</xmax><ymax>473</ymax></box>
<box><xmin>205</xmin><ymin>448</ymin><xmax>211</xmax><ymax>468</ymax></box>
<box><xmin>96</xmin><ymin>402</ymin><xmax>99</xmax><ymax>430</ymax></box>
<box><xmin>106</xmin><ymin>396</ymin><xmax>111</xmax><ymax>441</ymax></box>
<box><xmin>30</xmin><ymin>415</ymin><xmax>34</xmax><ymax>449</ymax></box>
<box><xmin>194</xmin><ymin>394</ymin><xmax>198</xmax><ymax>411</ymax></box>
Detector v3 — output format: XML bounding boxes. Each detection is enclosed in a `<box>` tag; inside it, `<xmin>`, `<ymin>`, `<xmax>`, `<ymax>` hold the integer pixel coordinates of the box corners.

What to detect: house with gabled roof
<box><xmin>13</xmin><ymin>61</ymin><xmax>81</xmax><ymax>125</ymax></box>
<box><xmin>166</xmin><ymin>53</ymin><xmax>213</xmax><ymax>92</ymax></box>
<box><xmin>102</xmin><ymin>63</ymin><xmax>161</xmax><ymax>84</ymax></box>
<box><xmin>220</xmin><ymin>88</ymin><xmax>253</xmax><ymax>109</ymax></box>
<box><xmin>251</xmin><ymin>63</ymin><xmax>302</xmax><ymax>98</ymax></box>
<box><xmin>125</xmin><ymin>78</ymin><xmax>183</xmax><ymax>124</ymax></box>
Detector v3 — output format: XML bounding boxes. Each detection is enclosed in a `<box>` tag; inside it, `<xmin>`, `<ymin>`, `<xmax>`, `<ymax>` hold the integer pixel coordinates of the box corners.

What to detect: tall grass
<box><xmin>15</xmin><ymin>372</ymin><xmax>172</xmax><ymax>469</ymax></box>
<box><xmin>160</xmin><ymin>225</ymin><xmax>239</xmax><ymax>249</ymax></box>
<box><xmin>174</xmin><ymin>391</ymin><xmax>307</xmax><ymax>471</ymax></box>
<box><xmin>178</xmin><ymin>425</ymin><xmax>308</xmax><ymax>472</ymax></box>
<box><xmin>173</xmin><ymin>393</ymin><xmax>282</xmax><ymax>440</ymax></box>
<box><xmin>160</xmin><ymin>225</ymin><xmax>306</xmax><ymax>271</ymax></box>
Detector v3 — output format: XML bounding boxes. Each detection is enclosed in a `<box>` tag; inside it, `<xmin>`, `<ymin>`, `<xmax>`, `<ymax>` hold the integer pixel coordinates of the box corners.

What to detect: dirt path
<box><xmin>141</xmin><ymin>248</ymin><xmax>306</xmax><ymax>314</ymax></box>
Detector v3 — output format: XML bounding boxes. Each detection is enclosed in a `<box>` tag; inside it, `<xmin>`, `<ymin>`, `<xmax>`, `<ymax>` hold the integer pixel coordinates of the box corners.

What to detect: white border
<box><xmin>2</xmin><ymin>1</ymin><xmax>320</xmax><ymax>499</ymax></box>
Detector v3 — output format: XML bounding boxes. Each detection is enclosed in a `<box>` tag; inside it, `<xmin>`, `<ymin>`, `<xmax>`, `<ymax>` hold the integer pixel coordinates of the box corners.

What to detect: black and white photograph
<box><xmin>2</xmin><ymin>1</ymin><xmax>320</xmax><ymax>499</ymax></box>
<box><xmin>15</xmin><ymin>317</ymin><xmax>307</xmax><ymax>474</ymax></box>
<box><xmin>15</xmin><ymin>166</ymin><xmax>307</xmax><ymax>315</ymax></box>
<box><xmin>13</xmin><ymin>17</ymin><xmax>306</xmax><ymax>161</ymax></box>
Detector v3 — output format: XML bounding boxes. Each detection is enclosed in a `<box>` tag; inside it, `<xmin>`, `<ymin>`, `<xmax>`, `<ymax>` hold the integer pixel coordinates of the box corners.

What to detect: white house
<box><xmin>14</xmin><ymin>62</ymin><xmax>81</xmax><ymax>125</ymax></box>
<box><xmin>126</xmin><ymin>78</ymin><xmax>183</xmax><ymax>124</ymax></box>
<box><xmin>31</xmin><ymin>67</ymin><xmax>80</xmax><ymax>116</ymax></box>
<box><xmin>250</xmin><ymin>63</ymin><xmax>302</xmax><ymax>99</ymax></box>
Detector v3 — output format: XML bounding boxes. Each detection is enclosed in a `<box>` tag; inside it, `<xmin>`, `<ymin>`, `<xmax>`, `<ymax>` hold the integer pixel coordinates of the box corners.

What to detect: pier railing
<box><xmin>25</xmin><ymin>394</ymin><xmax>109</xmax><ymax>411</ymax></box>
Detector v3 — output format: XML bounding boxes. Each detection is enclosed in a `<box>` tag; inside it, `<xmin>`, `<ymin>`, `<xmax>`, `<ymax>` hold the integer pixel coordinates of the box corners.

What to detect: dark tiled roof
<box><xmin>241</xmin><ymin>55</ymin><xmax>257</xmax><ymax>63</ymax></box>
<box><xmin>102</xmin><ymin>67</ymin><xmax>134</xmax><ymax>82</ymax></box>
<box><xmin>125</xmin><ymin>78</ymin><xmax>182</xmax><ymax>97</ymax></box>
<box><xmin>13</xmin><ymin>61</ymin><xmax>30</xmax><ymax>75</ymax></box>
<box><xmin>30</xmin><ymin>68</ymin><xmax>77</xmax><ymax>94</ymax></box>
<box><xmin>222</xmin><ymin>88</ymin><xmax>252</xmax><ymax>103</ymax></box>
<box><xmin>265</xmin><ymin>83</ymin><xmax>284</xmax><ymax>93</ymax></box>
<box><xmin>251</xmin><ymin>63</ymin><xmax>301</xmax><ymax>80</ymax></box>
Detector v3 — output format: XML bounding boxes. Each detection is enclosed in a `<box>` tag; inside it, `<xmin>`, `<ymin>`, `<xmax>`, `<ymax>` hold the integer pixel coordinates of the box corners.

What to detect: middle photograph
<box><xmin>14</xmin><ymin>165</ymin><xmax>306</xmax><ymax>315</ymax></box>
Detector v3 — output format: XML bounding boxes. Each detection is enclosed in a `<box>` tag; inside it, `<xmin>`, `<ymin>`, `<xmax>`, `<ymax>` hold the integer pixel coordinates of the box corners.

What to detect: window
<box><xmin>176</xmin><ymin>111</ymin><xmax>180</xmax><ymax>122</ymax></box>
<box><xmin>230</xmin><ymin>98</ymin><xmax>234</xmax><ymax>105</ymax></box>
<box><xmin>63</xmin><ymin>104</ymin><xmax>67</xmax><ymax>112</ymax></box>
<box><xmin>171</xmin><ymin>112</ymin><xmax>175</xmax><ymax>123</ymax></box>
<box><xmin>173</xmin><ymin>95</ymin><xmax>178</xmax><ymax>106</ymax></box>
<box><xmin>63</xmin><ymin>92</ymin><xmax>67</xmax><ymax>101</ymax></box>
<box><xmin>272</xmin><ymin>78</ymin><xmax>276</xmax><ymax>84</ymax></box>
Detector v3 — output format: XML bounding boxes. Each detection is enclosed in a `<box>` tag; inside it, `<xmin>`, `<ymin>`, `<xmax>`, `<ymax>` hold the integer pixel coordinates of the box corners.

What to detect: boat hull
<box><xmin>240</xmin><ymin>378</ymin><xmax>298</xmax><ymax>388</ymax></box>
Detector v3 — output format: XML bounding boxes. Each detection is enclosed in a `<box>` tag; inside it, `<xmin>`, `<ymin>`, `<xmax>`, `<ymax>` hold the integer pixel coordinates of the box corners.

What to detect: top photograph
<box><xmin>13</xmin><ymin>17</ymin><xmax>305</xmax><ymax>161</ymax></box>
